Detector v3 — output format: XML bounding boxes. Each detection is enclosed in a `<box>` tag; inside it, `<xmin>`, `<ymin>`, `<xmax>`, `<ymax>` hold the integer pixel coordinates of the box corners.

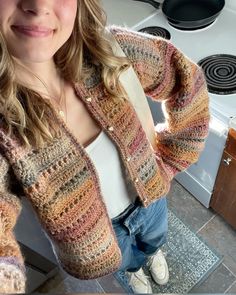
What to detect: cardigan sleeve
<box><xmin>0</xmin><ymin>153</ymin><xmax>26</xmax><ymax>293</ymax></box>
<box><xmin>110</xmin><ymin>26</ymin><xmax>210</xmax><ymax>181</ymax></box>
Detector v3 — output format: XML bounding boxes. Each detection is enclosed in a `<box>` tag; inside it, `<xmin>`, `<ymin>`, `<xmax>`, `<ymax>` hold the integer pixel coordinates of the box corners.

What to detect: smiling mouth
<box><xmin>11</xmin><ymin>25</ymin><xmax>54</xmax><ymax>38</ymax></box>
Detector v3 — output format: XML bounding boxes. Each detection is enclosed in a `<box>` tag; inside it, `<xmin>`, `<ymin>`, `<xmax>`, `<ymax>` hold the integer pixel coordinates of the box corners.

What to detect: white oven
<box><xmin>103</xmin><ymin>0</ymin><xmax>236</xmax><ymax>208</ymax></box>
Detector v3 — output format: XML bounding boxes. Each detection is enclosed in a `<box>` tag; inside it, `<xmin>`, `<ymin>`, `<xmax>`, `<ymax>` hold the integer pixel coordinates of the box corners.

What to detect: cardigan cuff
<box><xmin>0</xmin><ymin>259</ymin><xmax>26</xmax><ymax>293</ymax></box>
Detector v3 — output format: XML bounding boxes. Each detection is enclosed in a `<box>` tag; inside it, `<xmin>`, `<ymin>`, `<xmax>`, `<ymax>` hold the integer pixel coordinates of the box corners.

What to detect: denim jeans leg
<box><xmin>112</xmin><ymin>203</ymin><xmax>147</xmax><ymax>272</ymax></box>
<box><xmin>135</xmin><ymin>197</ymin><xmax>168</xmax><ymax>255</ymax></box>
<box><xmin>112</xmin><ymin>197</ymin><xmax>168</xmax><ymax>272</ymax></box>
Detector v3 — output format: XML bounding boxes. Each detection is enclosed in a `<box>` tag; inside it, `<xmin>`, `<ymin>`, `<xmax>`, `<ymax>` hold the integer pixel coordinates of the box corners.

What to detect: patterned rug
<box><xmin>114</xmin><ymin>209</ymin><xmax>223</xmax><ymax>293</ymax></box>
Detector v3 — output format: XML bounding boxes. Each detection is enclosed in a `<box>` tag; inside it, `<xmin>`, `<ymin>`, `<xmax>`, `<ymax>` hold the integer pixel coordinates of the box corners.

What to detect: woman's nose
<box><xmin>20</xmin><ymin>0</ymin><xmax>51</xmax><ymax>16</ymax></box>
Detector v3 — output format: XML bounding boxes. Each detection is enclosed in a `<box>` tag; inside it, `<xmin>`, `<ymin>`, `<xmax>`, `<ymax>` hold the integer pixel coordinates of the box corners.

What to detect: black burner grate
<box><xmin>139</xmin><ymin>26</ymin><xmax>171</xmax><ymax>40</ymax></box>
<box><xmin>198</xmin><ymin>54</ymin><xmax>236</xmax><ymax>95</ymax></box>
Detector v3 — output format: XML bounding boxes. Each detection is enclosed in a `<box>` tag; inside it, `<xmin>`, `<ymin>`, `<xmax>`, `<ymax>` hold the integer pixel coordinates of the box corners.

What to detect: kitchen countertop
<box><xmin>101</xmin><ymin>0</ymin><xmax>156</xmax><ymax>27</ymax></box>
<box><xmin>229</xmin><ymin>117</ymin><xmax>236</xmax><ymax>131</ymax></box>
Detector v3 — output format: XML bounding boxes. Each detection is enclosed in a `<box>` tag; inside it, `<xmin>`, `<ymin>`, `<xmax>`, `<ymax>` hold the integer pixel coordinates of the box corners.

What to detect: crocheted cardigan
<box><xmin>0</xmin><ymin>26</ymin><xmax>209</xmax><ymax>293</ymax></box>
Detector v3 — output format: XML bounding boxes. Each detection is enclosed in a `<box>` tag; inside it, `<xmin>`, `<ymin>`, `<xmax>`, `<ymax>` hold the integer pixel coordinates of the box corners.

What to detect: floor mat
<box><xmin>114</xmin><ymin>209</ymin><xmax>223</xmax><ymax>293</ymax></box>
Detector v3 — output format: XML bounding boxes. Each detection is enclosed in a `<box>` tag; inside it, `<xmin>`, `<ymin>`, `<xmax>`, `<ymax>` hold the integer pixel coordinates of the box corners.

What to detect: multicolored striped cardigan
<box><xmin>0</xmin><ymin>25</ymin><xmax>209</xmax><ymax>293</ymax></box>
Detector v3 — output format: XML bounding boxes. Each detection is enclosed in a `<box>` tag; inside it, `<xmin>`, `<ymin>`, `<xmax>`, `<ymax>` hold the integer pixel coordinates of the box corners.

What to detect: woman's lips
<box><xmin>12</xmin><ymin>25</ymin><xmax>54</xmax><ymax>37</ymax></box>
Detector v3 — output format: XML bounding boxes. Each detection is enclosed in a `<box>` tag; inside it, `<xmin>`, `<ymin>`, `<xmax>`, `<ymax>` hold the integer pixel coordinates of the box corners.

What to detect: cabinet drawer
<box><xmin>225</xmin><ymin>128</ymin><xmax>236</xmax><ymax>158</ymax></box>
<box><xmin>210</xmin><ymin>150</ymin><xmax>236</xmax><ymax>229</ymax></box>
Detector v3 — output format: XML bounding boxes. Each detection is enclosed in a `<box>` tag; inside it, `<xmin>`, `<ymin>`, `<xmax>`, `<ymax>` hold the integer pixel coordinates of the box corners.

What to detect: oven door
<box><xmin>175</xmin><ymin>115</ymin><xmax>228</xmax><ymax>207</ymax></box>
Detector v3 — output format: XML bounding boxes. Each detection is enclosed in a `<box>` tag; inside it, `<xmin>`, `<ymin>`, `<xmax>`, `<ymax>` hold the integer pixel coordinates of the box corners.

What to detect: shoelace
<box><xmin>132</xmin><ymin>272</ymin><xmax>150</xmax><ymax>286</ymax></box>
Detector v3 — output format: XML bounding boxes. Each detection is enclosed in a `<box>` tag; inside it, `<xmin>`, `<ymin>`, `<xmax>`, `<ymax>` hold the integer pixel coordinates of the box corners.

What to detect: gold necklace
<box><xmin>50</xmin><ymin>79</ymin><xmax>67</xmax><ymax>122</ymax></box>
<box><xmin>58</xmin><ymin>81</ymin><xmax>67</xmax><ymax>121</ymax></box>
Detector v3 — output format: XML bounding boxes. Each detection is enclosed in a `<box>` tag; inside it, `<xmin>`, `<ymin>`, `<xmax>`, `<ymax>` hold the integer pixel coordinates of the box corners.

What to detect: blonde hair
<box><xmin>0</xmin><ymin>0</ymin><xmax>129</xmax><ymax>149</ymax></box>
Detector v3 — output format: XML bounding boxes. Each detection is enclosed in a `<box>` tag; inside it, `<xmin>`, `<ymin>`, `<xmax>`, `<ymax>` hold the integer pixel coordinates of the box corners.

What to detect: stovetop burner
<box><xmin>139</xmin><ymin>26</ymin><xmax>171</xmax><ymax>40</ymax></box>
<box><xmin>198</xmin><ymin>54</ymin><xmax>236</xmax><ymax>95</ymax></box>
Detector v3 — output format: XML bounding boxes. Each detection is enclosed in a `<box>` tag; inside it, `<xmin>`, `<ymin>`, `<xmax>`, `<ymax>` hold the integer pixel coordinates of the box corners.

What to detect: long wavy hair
<box><xmin>0</xmin><ymin>0</ymin><xmax>129</xmax><ymax>149</ymax></box>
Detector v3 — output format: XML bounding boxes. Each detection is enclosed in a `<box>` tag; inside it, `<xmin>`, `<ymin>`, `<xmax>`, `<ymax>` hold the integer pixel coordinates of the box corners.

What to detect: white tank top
<box><xmin>85</xmin><ymin>131</ymin><xmax>137</xmax><ymax>218</ymax></box>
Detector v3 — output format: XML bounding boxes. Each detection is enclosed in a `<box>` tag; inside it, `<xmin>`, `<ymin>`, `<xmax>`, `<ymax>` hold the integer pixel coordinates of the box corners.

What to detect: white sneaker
<box><xmin>128</xmin><ymin>268</ymin><xmax>153</xmax><ymax>293</ymax></box>
<box><xmin>147</xmin><ymin>249</ymin><xmax>169</xmax><ymax>285</ymax></box>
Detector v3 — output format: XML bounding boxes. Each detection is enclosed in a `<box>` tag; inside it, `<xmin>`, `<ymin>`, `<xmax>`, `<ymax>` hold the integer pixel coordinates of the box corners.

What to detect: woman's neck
<box><xmin>14</xmin><ymin>59</ymin><xmax>63</xmax><ymax>98</ymax></box>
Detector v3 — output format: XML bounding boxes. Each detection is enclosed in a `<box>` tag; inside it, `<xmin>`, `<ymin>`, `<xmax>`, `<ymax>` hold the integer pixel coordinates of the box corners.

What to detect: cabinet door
<box><xmin>210</xmin><ymin>150</ymin><xmax>236</xmax><ymax>229</ymax></box>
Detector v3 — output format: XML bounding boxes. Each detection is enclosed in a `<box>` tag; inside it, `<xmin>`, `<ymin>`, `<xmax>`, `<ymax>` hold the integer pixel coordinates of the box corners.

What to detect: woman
<box><xmin>0</xmin><ymin>0</ymin><xmax>209</xmax><ymax>293</ymax></box>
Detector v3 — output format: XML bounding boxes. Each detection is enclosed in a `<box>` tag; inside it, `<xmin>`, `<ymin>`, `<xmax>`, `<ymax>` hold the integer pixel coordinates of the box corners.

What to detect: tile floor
<box><xmin>35</xmin><ymin>179</ymin><xmax>236</xmax><ymax>293</ymax></box>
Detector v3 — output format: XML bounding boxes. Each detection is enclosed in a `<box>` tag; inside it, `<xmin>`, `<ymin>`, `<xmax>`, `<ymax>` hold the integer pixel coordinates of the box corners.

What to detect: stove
<box><xmin>130</xmin><ymin>5</ymin><xmax>236</xmax><ymax>207</ymax></box>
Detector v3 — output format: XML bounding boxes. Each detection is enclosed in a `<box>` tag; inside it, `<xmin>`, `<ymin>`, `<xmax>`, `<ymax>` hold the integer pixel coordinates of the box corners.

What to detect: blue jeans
<box><xmin>112</xmin><ymin>197</ymin><xmax>168</xmax><ymax>272</ymax></box>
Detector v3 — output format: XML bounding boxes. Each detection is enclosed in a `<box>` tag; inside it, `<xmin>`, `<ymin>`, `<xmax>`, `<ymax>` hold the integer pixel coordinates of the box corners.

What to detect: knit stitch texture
<box><xmin>0</xmin><ymin>26</ymin><xmax>209</xmax><ymax>292</ymax></box>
